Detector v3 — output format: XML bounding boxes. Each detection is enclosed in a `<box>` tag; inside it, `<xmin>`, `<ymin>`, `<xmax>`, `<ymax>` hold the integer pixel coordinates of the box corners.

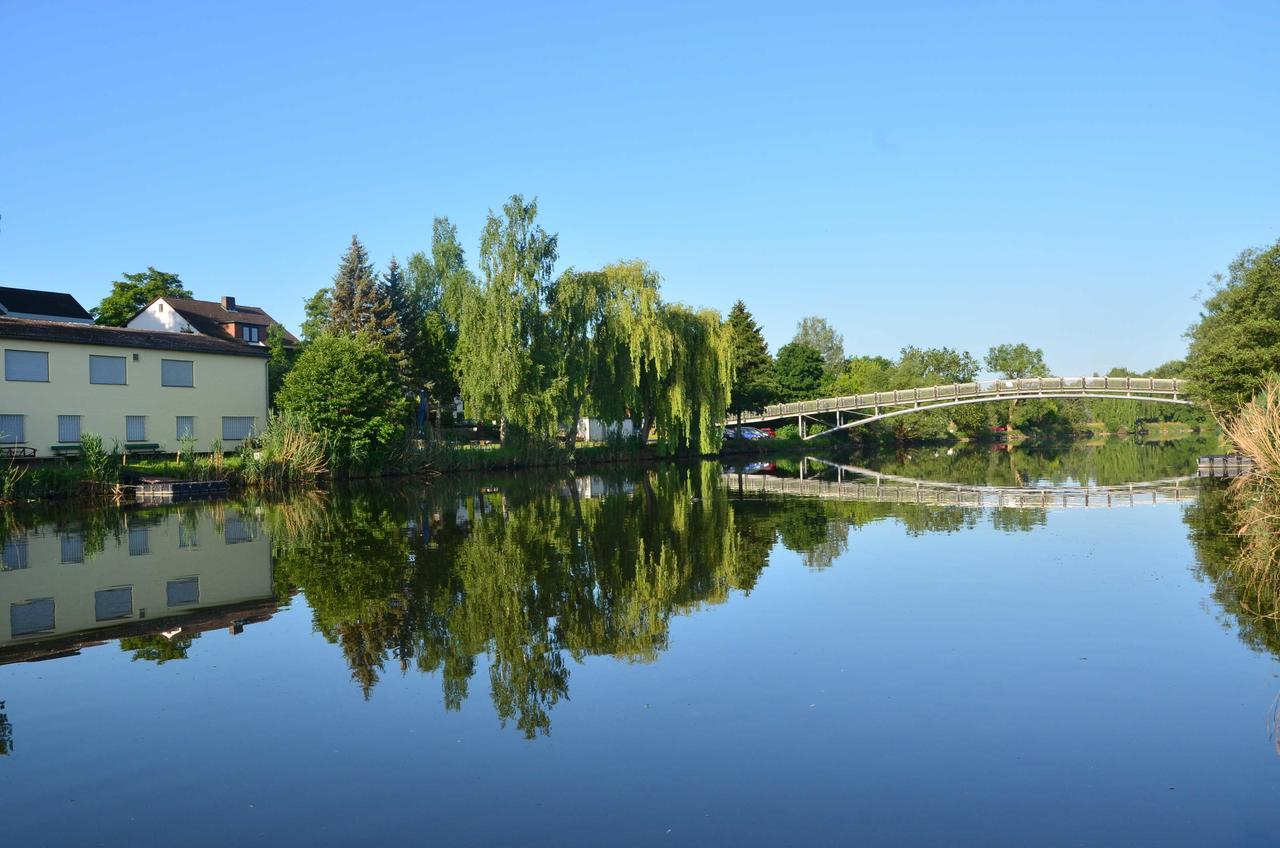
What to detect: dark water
<box><xmin>2</xmin><ymin>439</ymin><xmax>1278</xmax><ymax>846</ymax></box>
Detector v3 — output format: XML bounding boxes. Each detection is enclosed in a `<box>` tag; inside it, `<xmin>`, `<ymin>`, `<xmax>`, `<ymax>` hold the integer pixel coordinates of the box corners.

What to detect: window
<box><xmin>2</xmin><ymin>536</ymin><xmax>28</xmax><ymax>570</ymax></box>
<box><xmin>167</xmin><ymin>577</ymin><xmax>200</xmax><ymax>607</ymax></box>
<box><xmin>161</xmin><ymin>359</ymin><xmax>194</xmax><ymax>387</ymax></box>
<box><xmin>60</xmin><ymin>534</ymin><xmax>84</xmax><ymax>564</ymax></box>
<box><xmin>128</xmin><ymin>526</ymin><xmax>150</xmax><ymax>556</ymax></box>
<box><xmin>222</xmin><ymin>416</ymin><xmax>254</xmax><ymax>441</ymax></box>
<box><xmin>242</xmin><ymin>325</ymin><xmax>260</xmax><ymax>343</ymax></box>
<box><xmin>0</xmin><ymin>414</ymin><xmax>23</xmax><ymax>444</ymax></box>
<box><xmin>10</xmin><ymin>598</ymin><xmax>54</xmax><ymax>636</ymax></box>
<box><xmin>89</xmin><ymin>355</ymin><xmax>126</xmax><ymax>385</ymax></box>
<box><xmin>176</xmin><ymin>416</ymin><xmax>195</xmax><ymax>440</ymax></box>
<box><xmin>126</xmin><ymin>416</ymin><xmax>146</xmax><ymax>442</ymax></box>
<box><xmin>5</xmin><ymin>349</ymin><xmax>48</xmax><ymax>382</ymax></box>
<box><xmin>224</xmin><ymin>511</ymin><xmax>257</xmax><ymax>544</ymax></box>
<box><xmin>95</xmin><ymin>587</ymin><xmax>133</xmax><ymax>621</ymax></box>
<box><xmin>57</xmin><ymin>415</ymin><xmax>81</xmax><ymax>443</ymax></box>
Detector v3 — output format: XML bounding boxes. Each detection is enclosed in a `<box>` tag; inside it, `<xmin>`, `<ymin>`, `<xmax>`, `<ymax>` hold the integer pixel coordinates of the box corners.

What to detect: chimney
<box><xmin>221</xmin><ymin>295</ymin><xmax>236</xmax><ymax>312</ymax></box>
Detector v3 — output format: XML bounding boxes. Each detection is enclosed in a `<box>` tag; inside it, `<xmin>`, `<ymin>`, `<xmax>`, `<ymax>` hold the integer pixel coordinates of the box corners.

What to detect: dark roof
<box><xmin>159</xmin><ymin>297</ymin><xmax>299</xmax><ymax>344</ymax></box>
<box><xmin>0</xmin><ymin>317</ymin><xmax>271</xmax><ymax>357</ymax></box>
<box><xmin>0</xmin><ymin>286</ymin><xmax>93</xmax><ymax>320</ymax></box>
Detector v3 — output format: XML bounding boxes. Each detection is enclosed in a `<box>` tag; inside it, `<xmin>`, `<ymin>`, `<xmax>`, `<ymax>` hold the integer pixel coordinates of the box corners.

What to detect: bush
<box><xmin>275</xmin><ymin>333</ymin><xmax>412</xmax><ymax>469</ymax></box>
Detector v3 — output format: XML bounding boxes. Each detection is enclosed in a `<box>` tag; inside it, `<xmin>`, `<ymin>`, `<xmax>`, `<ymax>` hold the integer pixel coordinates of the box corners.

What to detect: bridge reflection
<box><xmin>724</xmin><ymin>456</ymin><xmax>1199</xmax><ymax>509</ymax></box>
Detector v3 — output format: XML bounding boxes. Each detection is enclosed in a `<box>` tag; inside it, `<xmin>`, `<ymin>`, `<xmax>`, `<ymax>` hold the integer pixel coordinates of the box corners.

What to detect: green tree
<box><xmin>407</xmin><ymin>217</ymin><xmax>469</xmax><ymax>429</ymax></box>
<box><xmin>452</xmin><ymin>195</ymin><xmax>560</xmax><ymax>445</ymax></box>
<box><xmin>727</xmin><ymin>300</ymin><xmax>777</xmax><ymax>417</ymax></box>
<box><xmin>986</xmin><ymin>342</ymin><xmax>1050</xmax><ymax>428</ymax></box>
<box><xmin>266</xmin><ymin>323</ymin><xmax>294</xmax><ymax>403</ymax></box>
<box><xmin>774</xmin><ymin>342</ymin><xmax>825</xmax><ymax>401</ymax></box>
<box><xmin>829</xmin><ymin>355</ymin><xmax>895</xmax><ymax>395</ymax></box>
<box><xmin>985</xmin><ymin>343</ymin><xmax>1050</xmax><ymax>379</ymax></box>
<box><xmin>326</xmin><ymin>236</ymin><xmax>405</xmax><ymax>375</ymax></box>
<box><xmin>300</xmin><ymin>288</ymin><xmax>331</xmax><ymax>342</ymax></box>
<box><xmin>793</xmin><ymin>316</ymin><xmax>845</xmax><ymax>375</ymax></box>
<box><xmin>1184</xmin><ymin>239</ymin><xmax>1280</xmax><ymax>409</ymax></box>
<box><xmin>93</xmin><ymin>267</ymin><xmax>191</xmax><ymax>326</ymax></box>
<box><xmin>275</xmin><ymin>334</ymin><xmax>413</xmax><ymax>467</ymax></box>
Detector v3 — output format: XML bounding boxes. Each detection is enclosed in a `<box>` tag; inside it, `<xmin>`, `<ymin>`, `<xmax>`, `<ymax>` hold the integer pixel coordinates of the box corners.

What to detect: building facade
<box><xmin>0</xmin><ymin>318</ymin><xmax>268</xmax><ymax>456</ymax></box>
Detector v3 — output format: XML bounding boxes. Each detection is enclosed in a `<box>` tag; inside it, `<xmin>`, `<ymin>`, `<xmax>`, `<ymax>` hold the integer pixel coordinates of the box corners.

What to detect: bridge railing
<box><xmin>743</xmin><ymin>377</ymin><xmax>1186</xmax><ymax>421</ymax></box>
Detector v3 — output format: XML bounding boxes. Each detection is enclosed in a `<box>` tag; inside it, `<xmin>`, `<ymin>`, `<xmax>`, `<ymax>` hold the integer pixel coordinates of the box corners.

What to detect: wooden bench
<box><xmin>50</xmin><ymin>445</ymin><xmax>82</xmax><ymax>458</ymax></box>
<box><xmin>124</xmin><ymin>442</ymin><xmax>163</xmax><ymax>458</ymax></box>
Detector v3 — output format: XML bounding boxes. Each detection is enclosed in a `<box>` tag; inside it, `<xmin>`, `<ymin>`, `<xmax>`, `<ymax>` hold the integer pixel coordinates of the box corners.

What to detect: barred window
<box><xmin>2</xmin><ymin>536</ymin><xmax>28</xmax><ymax>570</ymax></box>
<box><xmin>221</xmin><ymin>416</ymin><xmax>254</xmax><ymax>441</ymax></box>
<box><xmin>58</xmin><ymin>415</ymin><xmax>81</xmax><ymax>443</ymax></box>
<box><xmin>89</xmin><ymin>355</ymin><xmax>126</xmax><ymax>385</ymax></box>
<box><xmin>126</xmin><ymin>416</ymin><xmax>146</xmax><ymax>441</ymax></box>
<box><xmin>176</xmin><ymin>416</ymin><xmax>195</xmax><ymax>440</ymax></box>
<box><xmin>0</xmin><ymin>414</ymin><xmax>24</xmax><ymax>444</ymax></box>
<box><xmin>128</xmin><ymin>526</ymin><xmax>150</xmax><ymax>556</ymax></box>
<box><xmin>60</xmin><ymin>534</ymin><xmax>84</xmax><ymax>564</ymax></box>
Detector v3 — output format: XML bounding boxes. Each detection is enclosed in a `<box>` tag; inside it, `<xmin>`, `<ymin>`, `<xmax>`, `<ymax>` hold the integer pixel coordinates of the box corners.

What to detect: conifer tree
<box><xmin>727</xmin><ymin>300</ymin><xmax>777</xmax><ymax>417</ymax></box>
<box><xmin>328</xmin><ymin>235</ymin><xmax>375</xmax><ymax>335</ymax></box>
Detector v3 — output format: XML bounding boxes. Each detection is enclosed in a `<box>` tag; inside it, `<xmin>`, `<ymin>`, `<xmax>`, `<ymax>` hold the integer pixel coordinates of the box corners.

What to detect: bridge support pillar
<box><xmin>798</xmin><ymin>415</ymin><xmax>806</xmax><ymax>439</ymax></box>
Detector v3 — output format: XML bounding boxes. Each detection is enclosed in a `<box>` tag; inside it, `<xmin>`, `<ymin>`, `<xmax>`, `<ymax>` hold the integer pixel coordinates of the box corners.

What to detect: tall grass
<box><xmin>242</xmin><ymin>411</ymin><xmax>329</xmax><ymax>487</ymax></box>
<box><xmin>1218</xmin><ymin>379</ymin><xmax>1280</xmax><ymax>477</ymax></box>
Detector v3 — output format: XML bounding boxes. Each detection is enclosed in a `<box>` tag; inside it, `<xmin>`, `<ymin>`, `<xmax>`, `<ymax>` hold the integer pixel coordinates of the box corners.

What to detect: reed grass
<box><xmin>1218</xmin><ymin>379</ymin><xmax>1280</xmax><ymax>477</ymax></box>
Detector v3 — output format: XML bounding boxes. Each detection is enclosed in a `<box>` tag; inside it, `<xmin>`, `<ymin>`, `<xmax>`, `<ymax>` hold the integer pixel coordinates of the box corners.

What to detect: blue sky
<box><xmin>2</xmin><ymin>1</ymin><xmax>1277</xmax><ymax>375</ymax></box>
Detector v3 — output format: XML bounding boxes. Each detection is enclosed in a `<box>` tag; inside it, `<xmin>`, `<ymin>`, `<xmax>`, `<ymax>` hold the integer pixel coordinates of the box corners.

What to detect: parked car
<box><xmin>739</xmin><ymin>426</ymin><xmax>772</xmax><ymax>440</ymax></box>
<box><xmin>755</xmin><ymin>427</ymin><xmax>776</xmax><ymax>438</ymax></box>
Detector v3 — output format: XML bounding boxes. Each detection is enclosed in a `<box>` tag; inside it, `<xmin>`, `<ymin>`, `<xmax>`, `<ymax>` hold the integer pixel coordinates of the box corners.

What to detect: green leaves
<box><xmin>1185</xmin><ymin>241</ymin><xmax>1280</xmax><ymax>410</ymax></box>
<box><xmin>92</xmin><ymin>267</ymin><xmax>191</xmax><ymax>326</ymax></box>
<box><xmin>275</xmin><ymin>334</ymin><xmax>412</xmax><ymax>468</ymax></box>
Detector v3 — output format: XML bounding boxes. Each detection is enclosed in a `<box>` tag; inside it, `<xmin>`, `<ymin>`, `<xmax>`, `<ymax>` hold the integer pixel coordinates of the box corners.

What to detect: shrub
<box><xmin>275</xmin><ymin>334</ymin><xmax>412</xmax><ymax>469</ymax></box>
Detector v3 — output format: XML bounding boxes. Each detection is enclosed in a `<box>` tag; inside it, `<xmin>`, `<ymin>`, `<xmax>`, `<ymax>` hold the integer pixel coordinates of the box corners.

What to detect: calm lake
<box><xmin>2</xmin><ymin>438</ymin><xmax>1279</xmax><ymax>846</ymax></box>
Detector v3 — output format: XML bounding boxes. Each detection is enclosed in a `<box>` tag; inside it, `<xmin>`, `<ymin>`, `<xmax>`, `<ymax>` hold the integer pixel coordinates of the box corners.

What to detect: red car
<box><xmin>756</xmin><ymin>427</ymin><xmax>776</xmax><ymax>438</ymax></box>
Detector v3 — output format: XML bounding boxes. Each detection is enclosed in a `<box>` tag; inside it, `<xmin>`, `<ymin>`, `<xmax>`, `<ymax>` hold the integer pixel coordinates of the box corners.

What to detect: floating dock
<box><xmin>1197</xmin><ymin>454</ymin><xmax>1255</xmax><ymax>478</ymax></box>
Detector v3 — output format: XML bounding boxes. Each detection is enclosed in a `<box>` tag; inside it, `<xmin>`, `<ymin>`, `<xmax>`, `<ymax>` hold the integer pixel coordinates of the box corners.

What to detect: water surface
<box><xmin>1</xmin><ymin>440</ymin><xmax>1277</xmax><ymax>846</ymax></box>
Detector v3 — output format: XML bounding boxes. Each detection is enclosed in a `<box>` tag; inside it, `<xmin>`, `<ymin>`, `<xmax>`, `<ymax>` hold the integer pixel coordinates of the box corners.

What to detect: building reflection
<box><xmin>0</xmin><ymin>505</ymin><xmax>276</xmax><ymax>665</ymax></box>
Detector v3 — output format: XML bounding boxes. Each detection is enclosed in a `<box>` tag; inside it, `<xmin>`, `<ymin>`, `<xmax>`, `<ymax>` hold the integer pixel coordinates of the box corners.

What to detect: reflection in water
<box><xmin>841</xmin><ymin>434</ymin><xmax>1220</xmax><ymax>487</ymax></box>
<box><xmin>0</xmin><ymin>700</ymin><xmax>10</xmax><ymax>756</ymax></box>
<box><xmin>5</xmin><ymin>438</ymin><xmax>1278</xmax><ymax>745</ymax></box>
<box><xmin>0</xmin><ymin>504</ymin><xmax>276</xmax><ymax>663</ymax></box>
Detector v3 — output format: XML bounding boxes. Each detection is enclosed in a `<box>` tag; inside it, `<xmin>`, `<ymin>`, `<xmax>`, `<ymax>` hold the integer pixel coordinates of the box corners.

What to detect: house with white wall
<box><xmin>127</xmin><ymin>295</ymin><xmax>297</xmax><ymax>347</ymax></box>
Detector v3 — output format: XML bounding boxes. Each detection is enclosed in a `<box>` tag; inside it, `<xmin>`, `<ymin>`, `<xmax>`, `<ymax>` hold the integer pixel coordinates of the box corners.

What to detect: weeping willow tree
<box><xmin>450</xmin><ymin>196</ymin><xmax>733</xmax><ymax>455</ymax></box>
<box><xmin>650</xmin><ymin>305</ymin><xmax>733</xmax><ymax>455</ymax></box>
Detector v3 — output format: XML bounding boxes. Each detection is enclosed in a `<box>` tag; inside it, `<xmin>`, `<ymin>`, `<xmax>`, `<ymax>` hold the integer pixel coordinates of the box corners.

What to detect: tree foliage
<box><xmin>93</xmin><ymin>267</ymin><xmax>192</xmax><ymax>326</ymax></box>
<box><xmin>727</xmin><ymin>300</ymin><xmax>777</xmax><ymax>415</ymax></box>
<box><xmin>774</xmin><ymin>341</ymin><xmax>826</xmax><ymax>401</ymax></box>
<box><xmin>1184</xmin><ymin>239</ymin><xmax>1280</xmax><ymax>410</ymax></box>
<box><xmin>985</xmin><ymin>343</ymin><xmax>1050</xmax><ymax>379</ymax></box>
<box><xmin>275</xmin><ymin>334</ymin><xmax>413</xmax><ymax>467</ymax></box>
<box><xmin>793</xmin><ymin>316</ymin><xmax>845</xmax><ymax>375</ymax></box>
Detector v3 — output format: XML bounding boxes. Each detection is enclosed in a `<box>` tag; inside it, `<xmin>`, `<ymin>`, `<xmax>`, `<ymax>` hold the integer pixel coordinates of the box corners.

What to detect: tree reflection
<box><xmin>0</xmin><ymin>701</ymin><xmax>11</xmax><ymax>756</ymax></box>
<box><xmin>266</xmin><ymin>463</ymin><xmax>1039</xmax><ymax>736</ymax></box>
<box><xmin>1185</xmin><ymin>480</ymin><xmax>1280</xmax><ymax>657</ymax></box>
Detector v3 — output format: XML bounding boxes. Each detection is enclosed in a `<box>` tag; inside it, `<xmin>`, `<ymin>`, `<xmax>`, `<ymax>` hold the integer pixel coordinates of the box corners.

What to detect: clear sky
<box><xmin>2</xmin><ymin>1</ymin><xmax>1277</xmax><ymax>375</ymax></box>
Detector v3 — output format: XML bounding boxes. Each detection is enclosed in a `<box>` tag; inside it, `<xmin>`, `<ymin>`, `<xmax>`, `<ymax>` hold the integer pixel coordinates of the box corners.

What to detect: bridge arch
<box><xmin>732</xmin><ymin>376</ymin><xmax>1193</xmax><ymax>440</ymax></box>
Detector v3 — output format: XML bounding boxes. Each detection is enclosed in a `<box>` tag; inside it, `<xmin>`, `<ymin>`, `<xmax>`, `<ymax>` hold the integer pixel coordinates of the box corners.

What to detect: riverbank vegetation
<box><xmin>277</xmin><ymin>195</ymin><xmax>731</xmax><ymax>472</ymax></box>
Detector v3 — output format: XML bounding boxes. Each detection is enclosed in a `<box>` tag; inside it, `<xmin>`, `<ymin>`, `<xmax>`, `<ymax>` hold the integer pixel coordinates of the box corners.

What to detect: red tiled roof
<box><xmin>159</xmin><ymin>297</ymin><xmax>299</xmax><ymax>345</ymax></box>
